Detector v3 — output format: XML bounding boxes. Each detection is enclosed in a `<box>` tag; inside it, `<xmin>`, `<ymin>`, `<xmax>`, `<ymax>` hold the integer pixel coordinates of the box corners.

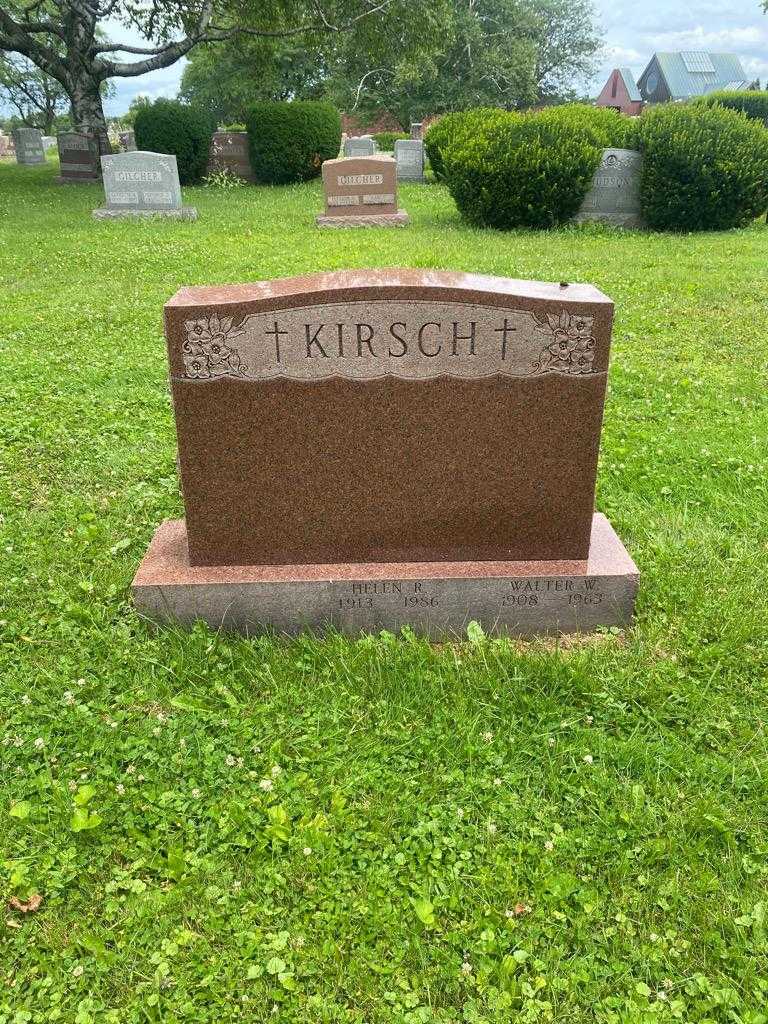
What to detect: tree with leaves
<box><xmin>0</xmin><ymin>53</ymin><xmax>68</xmax><ymax>132</ymax></box>
<box><xmin>0</xmin><ymin>0</ymin><xmax>398</xmax><ymax>150</ymax></box>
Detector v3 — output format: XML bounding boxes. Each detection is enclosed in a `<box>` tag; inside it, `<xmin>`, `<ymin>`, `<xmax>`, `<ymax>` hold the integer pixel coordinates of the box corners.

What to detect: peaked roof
<box><xmin>641</xmin><ymin>52</ymin><xmax>749</xmax><ymax>99</ymax></box>
<box><xmin>618</xmin><ymin>67</ymin><xmax>642</xmax><ymax>102</ymax></box>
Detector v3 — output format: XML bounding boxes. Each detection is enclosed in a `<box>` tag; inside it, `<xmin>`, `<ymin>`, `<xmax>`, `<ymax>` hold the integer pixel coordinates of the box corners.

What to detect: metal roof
<box><xmin>618</xmin><ymin>67</ymin><xmax>642</xmax><ymax>102</ymax></box>
<box><xmin>642</xmin><ymin>52</ymin><xmax>748</xmax><ymax>99</ymax></box>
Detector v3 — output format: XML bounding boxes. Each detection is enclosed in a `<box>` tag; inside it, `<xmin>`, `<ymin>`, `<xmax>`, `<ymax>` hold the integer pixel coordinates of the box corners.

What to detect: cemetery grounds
<box><xmin>0</xmin><ymin>160</ymin><xmax>767</xmax><ymax>1024</ymax></box>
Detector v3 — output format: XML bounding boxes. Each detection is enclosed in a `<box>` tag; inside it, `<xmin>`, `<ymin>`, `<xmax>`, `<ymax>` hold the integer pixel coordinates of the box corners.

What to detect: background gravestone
<box><xmin>575</xmin><ymin>149</ymin><xmax>644</xmax><ymax>228</ymax></box>
<box><xmin>395</xmin><ymin>139</ymin><xmax>425</xmax><ymax>182</ymax></box>
<box><xmin>42</xmin><ymin>136</ymin><xmax>57</xmax><ymax>151</ymax></box>
<box><xmin>343</xmin><ymin>136</ymin><xmax>376</xmax><ymax>158</ymax></box>
<box><xmin>316</xmin><ymin>156</ymin><xmax>408</xmax><ymax>228</ymax></box>
<box><xmin>56</xmin><ymin>131</ymin><xmax>100</xmax><ymax>183</ymax></box>
<box><xmin>206</xmin><ymin>131</ymin><xmax>256</xmax><ymax>182</ymax></box>
<box><xmin>12</xmin><ymin>128</ymin><xmax>45</xmax><ymax>165</ymax></box>
<box><xmin>93</xmin><ymin>151</ymin><xmax>197</xmax><ymax>220</ymax></box>
<box><xmin>410</xmin><ymin>122</ymin><xmax>423</xmax><ymax>139</ymax></box>
<box><xmin>133</xmin><ymin>269</ymin><xmax>639</xmax><ymax>637</ymax></box>
<box><xmin>119</xmin><ymin>130</ymin><xmax>137</xmax><ymax>152</ymax></box>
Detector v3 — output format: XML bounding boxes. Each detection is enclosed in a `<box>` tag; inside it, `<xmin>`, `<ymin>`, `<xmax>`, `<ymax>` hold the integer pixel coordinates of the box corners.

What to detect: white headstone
<box><xmin>344</xmin><ymin>137</ymin><xmax>376</xmax><ymax>158</ymax></box>
<box><xmin>12</xmin><ymin>128</ymin><xmax>45</xmax><ymax>165</ymax></box>
<box><xmin>394</xmin><ymin>139</ymin><xmax>425</xmax><ymax>182</ymax></box>
<box><xmin>575</xmin><ymin>149</ymin><xmax>644</xmax><ymax>229</ymax></box>
<box><xmin>93</xmin><ymin>151</ymin><xmax>197</xmax><ymax>220</ymax></box>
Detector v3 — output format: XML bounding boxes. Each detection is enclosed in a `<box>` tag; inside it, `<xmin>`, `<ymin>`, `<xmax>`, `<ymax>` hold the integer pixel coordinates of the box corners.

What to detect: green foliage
<box><xmin>638</xmin><ymin>103</ymin><xmax>768</xmax><ymax>231</ymax></box>
<box><xmin>425</xmin><ymin>108</ymin><xmax>507</xmax><ymax>182</ymax></box>
<box><xmin>245</xmin><ymin>100</ymin><xmax>340</xmax><ymax>184</ymax></box>
<box><xmin>372</xmin><ymin>131</ymin><xmax>409</xmax><ymax>151</ymax></box>
<box><xmin>541</xmin><ymin>102</ymin><xmax>640</xmax><ymax>148</ymax></box>
<box><xmin>133</xmin><ymin>99</ymin><xmax>215</xmax><ymax>185</ymax></box>
<box><xmin>445</xmin><ymin>107</ymin><xmax>606</xmax><ymax>229</ymax></box>
<box><xmin>694</xmin><ymin>90</ymin><xmax>768</xmax><ymax>126</ymax></box>
<box><xmin>1</xmin><ymin>163</ymin><xmax>768</xmax><ymax>1022</ymax></box>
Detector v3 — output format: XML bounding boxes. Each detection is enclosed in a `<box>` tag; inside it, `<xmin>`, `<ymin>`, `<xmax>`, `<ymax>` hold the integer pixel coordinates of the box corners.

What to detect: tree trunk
<box><xmin>68</xmin><ymin>75</ymin><xmax>111</xmax><ymax>153</ymax></box>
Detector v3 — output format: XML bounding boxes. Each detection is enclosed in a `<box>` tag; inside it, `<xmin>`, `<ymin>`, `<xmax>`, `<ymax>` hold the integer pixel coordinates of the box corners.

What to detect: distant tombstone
<box><xmin>12</xmin><ymin>128</ymin><xmax>45</xmax><ymax>165</ymax></box>
<box><xmin>93</xmin><ymin>151</ymin><xmax>197</xmax><ymax>220</ymax></box>
<box><xmin>206</xmin><ymin>131</ymin><xmax>256</xmax><ymax>182</ymax></box>
<box><xmin>395</xmin><ymin>139</ymin><xmax>425</xmax><ymax>182</ymax></box>
<box><xmin>41</xmin><ymin>135</ymin><xmax>57</xmax><ymax>150</ymax></box>
<box><xmin>316</xmin><ymin>155</ymin><xmax>408</xmax><ymax>228</ymax></box>
<box><xmin>0</xmin><ymin>134</ymin><xmax>8</xmax><ymax>157</ymax></box>
<box><xmin>119</xmin><ymin>130</ymin><xmax>137</xmax><ymax>152</ymax></box>
<box><xmin>575</xmin><ymin>149</ymin><xmax>644</xmax><ymax>229</ymax></box>
<box><xmin>343</xmin><ymin>136</ymin><xmax>376</xmax><ymax>158</ymax></box>
<box><xmin>56</xmin><ymin>131</ymin><xmax>100</xmax><ymax>183</ymax></box>
<box><xmin>410</xmin><ymin>122</ymin><xmax>423</xmax><ymax>140</ymax></box>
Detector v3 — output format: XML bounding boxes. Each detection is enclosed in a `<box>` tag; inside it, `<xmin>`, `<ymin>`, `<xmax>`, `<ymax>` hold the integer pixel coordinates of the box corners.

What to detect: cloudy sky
<box><xmin>78</xmin><ymin>0</ymin><xmax>768</xmax><ymax>115</ymax></box>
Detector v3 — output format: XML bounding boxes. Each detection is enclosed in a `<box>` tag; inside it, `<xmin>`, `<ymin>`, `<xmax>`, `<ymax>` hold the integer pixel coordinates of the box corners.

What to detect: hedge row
<box><xmin>427</xmin><ymin>102</ymin><xmax>768</xmax><ymax>232</ymax></box>
<box><xmin>372</xmin><ymin>131</ymin><xmax>409</xmax><ymax>151</ymax></box>
<box><xmin>133</xmin><ymin>98</ymin><xmax>340</xmax><ymax>185</ymax></box>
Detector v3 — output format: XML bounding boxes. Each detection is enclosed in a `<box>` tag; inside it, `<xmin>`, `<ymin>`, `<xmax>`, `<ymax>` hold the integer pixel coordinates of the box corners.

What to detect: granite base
<box><xmin>316</xmin><ymin>210</ymin><xmax>409</xmax><ymax>228</ymax></box>
<box><xmin>132</xmin><ymin>513</ymin><xmax>639</xmax><ymax>638</ymax></box>
<box><xmin>92</xmin><ymin>206</ymin><xmax>198</xmax><ymax>221</ymax></box>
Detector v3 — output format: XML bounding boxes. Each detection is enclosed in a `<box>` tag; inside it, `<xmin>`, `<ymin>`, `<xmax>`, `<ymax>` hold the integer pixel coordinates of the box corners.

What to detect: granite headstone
<box><xmin>56</xmin><ymin>131</ymin><xmax>100</xmax><ymax>183</ymax></box>
<box><xmin>410</xmin><ymin>122</ymin><xmax>423</xmax><ymax>140</ymax></box>
<box><xmin>343</xmin><ymin>136</ymin><xmax>376</xmax><ymax>158</ymax></box>
<box><xmin>133</xmin><ymin>269</ymin><xmax>639</xmax><ymax>636</ymax></box>
<box><xmin>12</xmin><ymin>128</ymin><xmax>45</xmax><ymax>165</ymax></box>
<box><xmin>575</xmin><ymin>148</ymin><xmax>644</xmax><ymax>229</ymax></box>
<box><xmin>206</xmin><ymin>131</ymin><xmax>256</xmax><ymax>182</ymax></box>
<box><xmin>316</xmin><ymin>156</ymin><xmax>409</xmax><ymax>228</ymax></box>
<box><xmin>93</xmin><ymin>151</ymin><xmax>197</xmax><ymax>220</ymax></box>
<box><xmin>395</xmin><ymin>139</ymin><xmax>425</xmax><ymax>182</ymax></box>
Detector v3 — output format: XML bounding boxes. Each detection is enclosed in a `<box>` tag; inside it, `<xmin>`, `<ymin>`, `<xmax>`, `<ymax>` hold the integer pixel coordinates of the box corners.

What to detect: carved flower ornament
<box><xmin>534</xmin><ymin>310</ymin><xmax>597</xmax><ymax>375</ymax></box>
<box><xmin>183</xmin><ymin>314</ymin><xmax>245</xmax><ymax>378</ymax></box>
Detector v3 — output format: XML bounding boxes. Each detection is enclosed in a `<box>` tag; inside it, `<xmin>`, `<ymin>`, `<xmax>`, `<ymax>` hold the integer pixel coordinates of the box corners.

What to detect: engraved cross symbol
<box><xmin>494</xmin><ymin>318</ymin><xmax>517</xmax><ymax>360</ymax></box>
<box><xmin>265</xmin><ymin>321</ymin><xmax>288</xmax><ymax>363</ymax></box>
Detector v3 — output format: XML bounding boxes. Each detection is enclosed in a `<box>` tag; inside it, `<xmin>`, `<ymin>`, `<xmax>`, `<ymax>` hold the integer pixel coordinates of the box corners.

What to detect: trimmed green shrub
<box><xmin>539</xmin><ymin>103</ymin><xmax>640</xmax><ymax>149</ymax></box>
<box><xmin>695</xmin><ymin>90</ymin><xmax>768</xmax><ymax>126</ymax></box>
<box><xmin>373</xmin><ymin>131</ymin><xmax>409</xmax><ymax>151</ymax></box>
<box><xmin>245</xmin><ymin>101</ymin><xmax>340</xmax><ymax>184</ymax></box>
<box><xmin>133</xmin><ymin>99</ymin><xmax>215</xmax><ymax>184</ymax></box>
<box><xmin>444</xmin><ymin>110</ymin><xmax>604</xmax><ymax>229</ymax></box>
<box><xmin>638</xmin><ymin>103</ymin><xmax>768</xmax><ymax>231</ymax></box>
<box><xmin>425</xmin><ymin>109</ymin><xmax>506</xmax><ymax>182</ymax></box>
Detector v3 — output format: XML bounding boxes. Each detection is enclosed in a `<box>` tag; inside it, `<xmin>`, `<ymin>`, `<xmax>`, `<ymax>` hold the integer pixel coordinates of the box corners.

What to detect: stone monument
<box><xmin>56</xmin><ymin>131</ymin><xmax>100</xmax><ymax>183</ymax></box>
<box><xmin>119</xmin><ymin>130</ymin><xmax>137</xmax><ymax>152</ymax></box>
<box><xmin>206</xmin><ymin>131</ymin><xmax>256</xmax><ymax>182</ymax></box>
<box><xmin>395</xmin><ymin>139</ymin><xmax>425</xmax><ymax>182</ymax></box>
<box><xmin>12</xmin><ymin>128</ymin><xmax>45</xmax><ymax>165</ymax></box>
<box><xmin>410</xmin><ymin>122</ymin><xmax>423</xmax><ymax>140</ymax></box>
<box><xmin>575</xmin><ymin>148</ymin><xmax>644</xmax><ymax>229</ymax></box>
<box><xmin>343</xmin><ymin>136</ymin><xmax>376</xmax><ymax>158</ymax></box>
<box><xmin>133</xmin><ymin>269</ymin><xmax>639</xmax><ymax>637</ymax></box>
<box><xmin>316</xmin><ymin>156</ymin><xmax>409</xmax><ymax>228</ymax></box>
<box><xmin>92</xmin><ymin>151</ymin><xmax>197</xmax><ymax>220</ymax></box>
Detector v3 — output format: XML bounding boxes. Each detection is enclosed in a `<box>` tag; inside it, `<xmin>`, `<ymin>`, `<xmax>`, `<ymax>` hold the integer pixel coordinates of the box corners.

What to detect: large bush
<box><xmin>444</xmin><ymin>110</ymin><xmax>605</xmax><ymax>229</ymax></box>
<box><xmin>373</xmin><ymin>131</ymin><xmax>409</xmax><ymax>151</ymax></box>
<box><xmin>539</xmin><ymin>103</ymin><xmax>640</xmax><ymax>149</ymax></box>
<box><xmin>245</xmin><ymin>101</ymin><xmax>340</xmax><ymax>184</ymax></box>
<box><xmin>133</xmin><ymin>99</ymin><xmax>215</xmax><ymax>184</ymax></box>
<box><xmin>425</xmin><ymin>109</ymin><xmax>506</xmax><ymax>182</ymax></box>
<box><xmin>695</xmin><ymin>90</ymin><xmax>768</xmax><ymax>126</ymax></box>
<box><xmin>638</xmin><ymin>103</ymin><xmax>768</xmax><ymax>231</ymax></box>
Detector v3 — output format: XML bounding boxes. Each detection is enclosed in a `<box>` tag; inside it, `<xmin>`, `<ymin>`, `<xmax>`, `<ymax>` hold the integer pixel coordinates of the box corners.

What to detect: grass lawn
<box><xmin>1</xmin><ymin>158</ymin><xmax>767</xmax><ymax>1024</ymax></box>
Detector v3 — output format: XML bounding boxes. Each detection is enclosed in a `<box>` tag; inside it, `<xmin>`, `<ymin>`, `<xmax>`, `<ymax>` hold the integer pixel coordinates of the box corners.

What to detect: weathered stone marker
<box><xmin>12</xmin><ymin>128</ymin><xmax>45</xmax><ymax>165</ymax></box>
<box><xmin>206</xmin><ymin>131</ymin><xmax>256</xmax><ymax>182</ymax></box>
<box><xmin>395</xmin><ymin>139</ymin><xmax>425</xmax><ymax>182</ymax></box>
<box><xmin>119</xmin><ymin>130</ymin><xmax>136</xmax><ymax>152</ymax></box>
<box><xmin>575</xmin><ymin>148</ymin><xmax>644</xmax><ymax>228</ymax></box>
<box><xmin>92</xmin><ymin>151</ymin><xmax>197</xmax><ymax>220</ymax></box>
<box><xmin>343</xmin><ymin>136</ymin><xmax>376</xmax><ymax>158</ymax></box>
<box><xmin>56</xmin><ymin>131</ymin><xmax>100</xmax><ymax>183</ymax></box>
<box><xmin>133</xmin><ymin>269</ymin><xmax>638</xmax><ymax>636</ymax></box>
<box><xmin>316</xmin><ymin>156</ymin><xmax>409</xmax><ymax>228</ymax></box>
<box><xmin>410</xmin><ymin>122</ymin><xmax>423</xmax><ymax>139</ymax></box>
